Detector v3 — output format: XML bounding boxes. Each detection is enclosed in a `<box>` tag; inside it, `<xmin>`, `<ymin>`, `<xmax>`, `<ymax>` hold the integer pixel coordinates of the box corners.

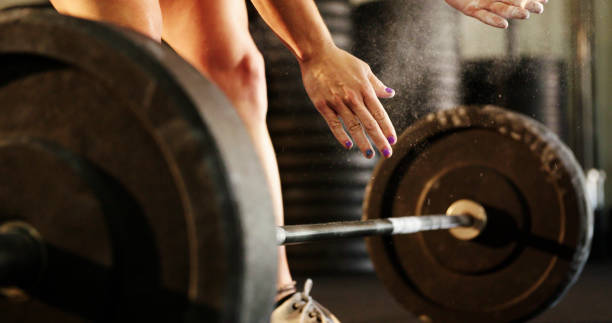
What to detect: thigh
<box><xmin>50</xmin><ymin>0</ymin><xmax>163</xmax><ymax>41</ymax></box>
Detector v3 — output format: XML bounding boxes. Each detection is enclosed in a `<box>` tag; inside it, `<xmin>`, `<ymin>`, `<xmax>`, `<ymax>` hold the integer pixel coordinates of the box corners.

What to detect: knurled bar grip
<box><xmin>277</xmin><ymin>214</ymin><xmax>473</xmax><ymax>245</ymax></box>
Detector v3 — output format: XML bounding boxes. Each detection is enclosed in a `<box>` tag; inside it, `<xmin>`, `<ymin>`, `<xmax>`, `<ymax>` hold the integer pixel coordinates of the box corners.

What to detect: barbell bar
<box><xmin>0</xmin><ymin>201</ymin><xmax>482</xmax><ymax>285</ymax></box>
<box><xmin>278</xmin><ymin>199</ymin><xmax>487</xmax><ymax>245</ymax></box>
<box><xmin>278</xmin><ymin>214</ymin><xmax>470</xmax><ymax>245</ymax></box>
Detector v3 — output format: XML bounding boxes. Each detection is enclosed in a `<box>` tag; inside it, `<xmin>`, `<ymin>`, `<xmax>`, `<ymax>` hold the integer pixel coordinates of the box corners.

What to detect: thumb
<box><xmin>369</xmin><ymin>73</ymin><xmax>395</xmax><ymax>98</ymax></box>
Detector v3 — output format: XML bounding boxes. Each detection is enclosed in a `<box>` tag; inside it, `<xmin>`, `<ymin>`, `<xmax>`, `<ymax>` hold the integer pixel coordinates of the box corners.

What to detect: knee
<box><xmin>204</xmin><ymin>46</ymin><xmax>265</xmax><ymax>89</ymax></box>
<box><xmin>202</xmin><ymin>47</ymin><xmax>268</xmax><ymax>123</ymax></box>
<box><xmin>236</xmin><ymin>50</ymin><xmax>268</xmax><ymax>124</ymax></box>
<box><xmin>231</xmin><ymin>49</ymin><xmax>266</xmax><ymax>95</ymax></box>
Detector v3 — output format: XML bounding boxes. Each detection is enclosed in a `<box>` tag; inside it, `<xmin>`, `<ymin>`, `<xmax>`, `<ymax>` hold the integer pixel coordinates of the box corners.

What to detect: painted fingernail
<box><xmin>365</xmin><ymin>149</ymin><xmax>374</xmax><ymax>158</ymax></box>
<box><xmin>387</xmin><ymin>136</ymin><xmax>396</xmax><ymax>145</ymax></box>
<box><xmin>345</xmin><ymin>141</ymin><xmax>353</xmax><ymax>149</ymax></box>
<box><xmin>383</xmin><ymin>148</ymin><xmax>391</xmax><ymax>158</ymax></box>
<box><xmin>385</xmin><ymin>87</ymin><xmax>394</xmax><ymax>94</ymax></box>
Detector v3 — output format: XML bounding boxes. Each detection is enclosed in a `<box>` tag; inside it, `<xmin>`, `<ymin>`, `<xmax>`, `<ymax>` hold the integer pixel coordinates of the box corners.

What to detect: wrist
<box><xmin>297</xmin><ymin>40</ymin><xmax>336</xmax><ymax>64</ymax></box>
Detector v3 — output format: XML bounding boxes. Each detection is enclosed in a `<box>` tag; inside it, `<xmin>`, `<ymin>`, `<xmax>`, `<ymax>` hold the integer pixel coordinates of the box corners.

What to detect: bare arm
<box><xmin>251</xmin><ymin>0</ymin><xmax>397</xmax><ymax>159</ymax></box>
<box><xmin>250</xmin><ymin>0</ymin><xmax>334</xmax><ymax>62</ymax></box>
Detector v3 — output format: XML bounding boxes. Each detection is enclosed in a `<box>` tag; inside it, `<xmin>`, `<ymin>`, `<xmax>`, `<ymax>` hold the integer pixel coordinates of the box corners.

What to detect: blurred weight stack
<box><xmin>461</xmin><ymin>58</ymin><xmax>569</xmax><ymax>142</ymax></box>
<box><xmin>250</xmin><ymin>0</ymin><xmax>376</xmax><ymax>273</ymax></box>
<box><xmin>353</xmin><ymin>0</ymin><xmax>461</xmax><ymax>134</ymax></box>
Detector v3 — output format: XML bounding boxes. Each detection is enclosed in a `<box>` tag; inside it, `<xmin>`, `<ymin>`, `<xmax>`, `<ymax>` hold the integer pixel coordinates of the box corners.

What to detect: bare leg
<box><xmin>159</xmin><ymin>0</ymin><xmax>293</xmax><ymax>293</ymax></box>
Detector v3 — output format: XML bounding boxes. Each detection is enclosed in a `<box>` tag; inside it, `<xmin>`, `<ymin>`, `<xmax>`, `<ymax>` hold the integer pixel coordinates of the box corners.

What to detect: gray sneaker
<box><xmin>271</xmin><ymin>279</ymin><xmax>341</xmax><ymax>323</ymax></box>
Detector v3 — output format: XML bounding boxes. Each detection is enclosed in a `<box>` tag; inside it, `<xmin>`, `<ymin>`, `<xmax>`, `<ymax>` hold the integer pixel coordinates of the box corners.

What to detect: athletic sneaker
<box><xmin>271</xmin><ymin>279</ymin><xmax>341</xmax><ymax>323</ymax></box>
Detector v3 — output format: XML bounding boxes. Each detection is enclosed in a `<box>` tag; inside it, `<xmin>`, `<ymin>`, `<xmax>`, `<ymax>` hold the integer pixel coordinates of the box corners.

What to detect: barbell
<box><xmin>277</xmin><ymin>199</ymin><xmax>485</xmax><ymax>245</ymax></box>
<box><xmin>0</xmin><ymin>4</ymin><xmax>592</xmax><ymax>323</ymax></box>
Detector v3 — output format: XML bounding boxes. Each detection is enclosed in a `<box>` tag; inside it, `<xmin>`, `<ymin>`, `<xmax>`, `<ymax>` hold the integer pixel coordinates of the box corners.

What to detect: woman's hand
<box><xmin>299</xmin><ymin>45</ymin><xmax>396</xmax><ymax>159</ymax></box>
<box><xmin>445</xmin><ymin>0</ymin><xmax>548</xmax><ymax>28</ymax></box>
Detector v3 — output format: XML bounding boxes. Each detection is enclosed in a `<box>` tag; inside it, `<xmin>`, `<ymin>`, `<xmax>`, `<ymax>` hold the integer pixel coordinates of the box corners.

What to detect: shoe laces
<box><xmin>292</xmin><ymin>279</ymin><xmax>325</xmax><ymax>323</ymax></box>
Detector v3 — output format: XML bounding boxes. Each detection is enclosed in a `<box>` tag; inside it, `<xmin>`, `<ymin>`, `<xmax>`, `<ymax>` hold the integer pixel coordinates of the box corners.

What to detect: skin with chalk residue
<box><xmin>444</xmin><ymin>0</ymin><xmax>548</xmax><ymax>29</ymax></box>
<box><xmin>252</xmin><ymin>0</ymin><xmax>398</xmax><ymax>159</ymax></box>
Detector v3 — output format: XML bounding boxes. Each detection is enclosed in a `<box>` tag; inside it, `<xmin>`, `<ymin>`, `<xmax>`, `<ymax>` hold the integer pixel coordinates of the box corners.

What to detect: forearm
<box><xmin>250</xmin><ymin>0</ymin><xmax>335</xmax><ymax>62</ymax></box>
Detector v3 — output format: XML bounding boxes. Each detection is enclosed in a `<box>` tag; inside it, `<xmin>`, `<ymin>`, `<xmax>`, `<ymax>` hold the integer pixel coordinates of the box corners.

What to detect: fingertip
<box><xmin>535</xmin><ymin>2</ymin><xmax>544</xmax><ymax>14</ymax></box>
<box><xmin>518</xmin><ymin>11</ymin><xmax>530</xmax><ymax>20</ymax></box>
<box><xmin>382</xmin><ymin>147</ymin><xmax>392</xmax><ymax>158</ymax></box>
<box><xmin>500</xmin><ymin>19</ymin><xmax>509</xmax><ymax>29</ymax></box>
<box><xmin>365</xmin><ymin>149</ymin><xmax>374</xmax><ymax>159</ymax></box>
<box><xmin>385</xmin><ymin>87</ymin><xmax>396</xmax><ymax>98</ymax></box>
<box><xmin>344</xmin><ymin>140</ymin><xmax>353</xmax><ymax>149</ymax></box>
<box><xmin>370</xmin><ymin>74</ymin><xmax>395</xmax><ymax>98</ymax></box>
<box><xmin>526</xmin><ymin>1</ymin><xmax>544</xmax><ymax>14</ymax></box>
<box><xmin>376</xmin><ymin>86</ymin><xmax>395</xmax><ymax>98</ymax></box>
<box><xmin>387</xmin><ymin>135</ymin><xmax>396</xmax><ymax>145</ymax></box>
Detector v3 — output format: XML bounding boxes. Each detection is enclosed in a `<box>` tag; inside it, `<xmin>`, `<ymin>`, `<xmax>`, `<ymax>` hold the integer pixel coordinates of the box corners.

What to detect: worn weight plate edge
<box><xmin>488</xmin><ymin>105</ymin><xmax>592</xmax><ymax>312</ymax></box>
<box><xmin>363</xmin><ymin>105</ymin><xmax>593</xmax><ymax>322</ymax></box>
<box><xmin>0</xmin><ymin>8</ymin><xmax>277</xmax><ymax>323</ymax></box>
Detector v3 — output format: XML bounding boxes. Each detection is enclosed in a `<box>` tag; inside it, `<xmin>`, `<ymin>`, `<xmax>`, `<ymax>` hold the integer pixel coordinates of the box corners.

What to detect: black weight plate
<box><xmin>0</xmin><ymin>0</ymin><xmax>49</xmax><ymax>10</ymax></box>
<box><xmin>0</xmin><ymin>8</ymin><xmax>276</xmax><ymax>323</ymax></box>
<box><xmin>364</xmin><ymin>106</ymin><xmax>592</xmax><ymax>322</ymax></box>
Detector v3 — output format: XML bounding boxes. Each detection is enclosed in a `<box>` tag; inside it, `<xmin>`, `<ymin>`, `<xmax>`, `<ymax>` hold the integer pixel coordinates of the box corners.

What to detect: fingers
<box><xmin>468</xmin><ymin>0</ymin><xmax>548</xmax><ymax>28</ymax></box>
<box><xmin>473</xmin><ymin>8</ymin><xmax>508</xmax><ymax>28</ymax></box>
<box><xmin>366</xmin><ymin>72</ymin><xmax>398</xmax><ymax>148</ymax></box>
<box><xmin>307</xmin><ymin>53</ymin><xmax>397</xmax><ymax>158</ymax></box>
<box><xmin>333</xmin><ymin>100</ymin><xmax>376</xmax><ymax>159</ymax></box>
<box><xmin>342</xmin><ymin>92</ymin><xmax>393</xmax><ymax>158</ymax></box>
<box><xmin>523</xmin><ymin>1</ymin><xmax>545</xmax><ymax>14</ymax></box>
<box><xmin>315</xmin><ymin>101</ymin><xmax>354</xmax><ymax>150</ymax></box>
<box><xmin>489</xmin><ymin>2</ymin><xmax>530</xmax><ymax>19</ymax></box>
<box><xmin>362</xmin><ymin>86</ymin><xmax>397</xmax><ymax>147</ymax></box>
<box><xmin>368</xmin><ymin>73</ymin><xmax>395</xmax><ymax>98</ymax></box>
<box><xmin>499</xmin><ymin>0</ymin><xmax>544</xmax><ymax>14</ymax></box>
<box><xmin>317</xmin><ymin>77</ymin><xmax>397</xmax><ymax>159</ymax></box>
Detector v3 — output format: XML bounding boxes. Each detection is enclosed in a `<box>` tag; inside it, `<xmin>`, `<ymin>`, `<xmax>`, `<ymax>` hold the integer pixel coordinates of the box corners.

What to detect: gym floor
<box><xmin>295</xmin><ymin>261</ymin><xmax>612</xmax><ymax>322</ymax></box>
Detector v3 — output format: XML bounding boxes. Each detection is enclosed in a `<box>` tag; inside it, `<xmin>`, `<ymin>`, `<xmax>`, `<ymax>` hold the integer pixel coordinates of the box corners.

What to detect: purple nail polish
<box><xmin>385</xmin><ymin>87</ymin><xmax>394</xmax><ymax>94</ymax></box>
<box><xmin>387</xmin><ymin>136</ymin><xmax>396</xmax><ymax>145</ymax></box>
<box><xmin>365</xmin><ymin>149</ymin><xmax>374</xmax><ymax>158</ymax></box>
<box><xmin>345</xmin><ymin>141</ymin><xmax>352</xmax><ymax>149</ymax></box>
<box><xmin>383</xmin><ymin>148</ymin><xmax>391</xmax><ymax>158</ymax></box>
